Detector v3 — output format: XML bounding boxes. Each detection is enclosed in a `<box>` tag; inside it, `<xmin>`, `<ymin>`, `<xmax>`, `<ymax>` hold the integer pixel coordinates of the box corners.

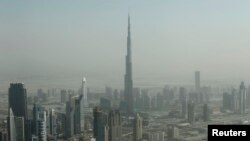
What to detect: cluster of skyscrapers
<box><xmin>3</xmin><ymin>14</ymin><xmax>250</xmax><ymax>141</ymax></box>
<box><xmin>7</xmin><ymin>83</ymin><xmax>58</xmax><ymax>141</ymax></box>
<box><xmin>1</xmin><ymin>15</ymin><xmax>142</xmax><ymax>141</ymax></box>
<box><xmin>223</xmin><ymin>81</ymin><xmax>248</xmax><ymax>114</ymax></box>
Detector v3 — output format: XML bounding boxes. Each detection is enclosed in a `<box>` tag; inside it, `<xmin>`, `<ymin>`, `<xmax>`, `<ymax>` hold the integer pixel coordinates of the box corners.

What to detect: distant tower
<box><xmin>179</xmin><ymin>87</ymin><xmax>187</xmax><ymax>118</ymax></box>
<box><xmin>195</xmin><ymin>71</ymin><xmax>200</xmax><ymax>92</ymax></box>
<box><xmin>133</xmin><ymin>113</ymin><xmax>142</xmax><ymax>141</ymax></box>
<box><xmin>239</xmin><ymin>81</ymin><xmax>246</xmax><ymax>114</ymax></box>
<box><xmin>124</xmin><ymin>14</ymin><xmax>134</xmax><ymax>115</ymax></box>
<box><xmin>203</xmin><ymin>104</ymin><xmax>210</xmax><ymax>122</ymax></box>
<box><xmin>60</xmin><ymin>90</ymin><xmax>67</xmax><ymax>103</ymax></box>
<box><xmin>108</xmin><ymin>110</ymin><xmax>122</xmax><ymax>141</ymax></box>
<box><xmin>81</xmin><ymin>77</ymin><xmax>88</xmax><ymax>107</ymax></box>
<box><xmin>187</xmin><ymin>101</ymin><xmax>195</xmax><ymax>123</ymax></box>
<box><xmin>80</xmin><ymin>77</ymin><xmax>87</xmax><ymax>131</ymax></box>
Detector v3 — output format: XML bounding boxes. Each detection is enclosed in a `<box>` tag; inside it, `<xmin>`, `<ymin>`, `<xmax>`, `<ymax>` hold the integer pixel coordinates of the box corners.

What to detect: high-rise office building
<box><xmin>179</xmin><ymin>87</ymin><xmax>187</xmax><ymax>118</ymax></box>
<box><xmin>57</xmin><ymin>113</ymin><xmax>66</xmax><ymax>136</ymax></box>
<box><xmin>8</xmin><ymin>83</ymin><xmax>28</xmax><ymax>120</ymax></box>
<box><xmin>93</xmin><ymin>107</ymin><xmax>108</xmax><ymax>141</ymax></box>
<box><xmin>60</xmin><ymin>90</ymin><xmax>67</xmax><ymax>103</ymax></box>
<box><xmin>239</xmin><ymin>81</ymin><xmax>246</xmax><ymax>114</ymax></box>
<box><xmin>103</xmin><ymin>125</ymin><xmax>109</xmax><ymax>141</ymax></box>
<box><xmin>65</xmin><ymin>96</ymin><xmax>74</xmax><ymax>138</ymax></box>
<box><xmin>48</xmin><ymin>109</ymin><xmax>57</xmax><ymax>140</ymax></box>
<box><xmin>100</xmin><ymin>98</ymin><xmax>111</xmax><ymax>112</ymax></box>
<box><xmin>108</xmin><ymin>110</ymin><xmax>122</xmax><ymax>141</ymax></box>
<box><xmin>203</xmin><ymin>104</ymin><xmax>210</xmax><ymax>122</ymax></box>
<box><xmin>65</xmin><ymin>95</ymin><xmax>83</xmax><ymax>138</ymax></box>
<box><xmin>74</xmin><ymin>95</ymin><xmax>82</xmax><ymax>134</ymax></box>
<box><xmin>8</xmin><ymin>108</ymin><xmax>25</xmax><ymax>141</ymax></box>
<box><xmin>32</xmin><ymin>104</ymin><xmax>47</xmax><ymax>141</ymax></box>
<box><xmin>163</xmin><ymin>86</ymin><xmax>174</xmax><ymax>101</ymax></box>
<box><xmin>181</xmin><ymin>99</ymin><xmax>187</xmax><ymax>119</ymax></box>
<box><xmin>33</xmin><ymin>104</ymin><xmax>44</xmax><ymax>135</ymax></box>
<box><xmin>195</xmin><ymin>71</ymin><xmax>200</xmax><ymax>92</ymax></box>
<box><xmin>187</xmin><ymin>101</ymin><xmax>195</xmax><ymax>123</ymax></box>
<box><xmin>247</xmin><ymin>86</ymin><xmax>250</xmax><ymax>108</ymax></box>
<box><xmin>80</xmin><ymin>77</ymin><xmax>87</xmax><ymax>131</ymax></box>
<box><xmin>134</xmin><ymin>88</ymin><xmax>142</xmax><ymax>110</ymax></box>
<box><xmin>8</xmin><ymin>83</ymin><xmax>29</xmax><ymax>141</ymax></box>
<box><xmin>37</xmin><ymin>112</ymin><xmax>47</xmax><ymax>141</ymax></box>
<box><xmin>14</xmin><ymin>116</ymin><xmax>25</xmax><ymax>141</ymax></box>
<box><xmin>133</xmin><ymin>113</ymin><xmax>142</xmax><ymax>141</ymax></box>
<box><xmin>105</xmin><ymin>86</ymin><xmax>113</xmax><ymax>98</ymax></box>
<box><xmin>124</xmin><ymin>15</ymin><xmax>134</xmax><ymax>115</ymax></box>
<box><xmin>8</xmin><ymin>108</ymin><xmax>16</xmax><ymax>141</ymax></box>
<box><xmin>223</xmin><ymin>93</ymin><xmax>230</xmax><ymax>111</ymax></box>
<box><xmin>156</xmin><ymin>93</ymin><xmax>164</xmax><ymax>110</ymax></box>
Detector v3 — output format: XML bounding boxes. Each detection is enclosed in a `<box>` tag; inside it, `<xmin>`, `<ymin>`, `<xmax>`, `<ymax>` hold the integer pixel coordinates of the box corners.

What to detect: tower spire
<box><xmin>128</xmin><ymin>13</ymin><xmax>130</xmax><ymax>29</ymax></box>
<box><xmin>127</xmin><ymin>14</ymin><xmax>131</xmax><ymax>61</ymax></box>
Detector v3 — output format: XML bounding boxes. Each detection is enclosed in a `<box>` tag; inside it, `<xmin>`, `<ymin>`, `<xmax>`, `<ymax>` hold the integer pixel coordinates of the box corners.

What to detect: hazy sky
<box><xmin>1</xmin><ymin>0</ymin><xmax>250</xmax><ymax>90</ymax></box>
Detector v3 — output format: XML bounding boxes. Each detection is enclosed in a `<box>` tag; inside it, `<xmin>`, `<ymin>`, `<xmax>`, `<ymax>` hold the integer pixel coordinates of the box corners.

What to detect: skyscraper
<box><xmin>133</xmin><ymin>113</ymin><xmax>142</xmax><ymax>141</ymax></box>
<box><xmin>239</xmin><ymin>81</ymin><xmax>246</xmax><ymax>114</ymax></box>
<box><xmin>8</xmin><ymin>108</ymin><xmax>25</xmax><ymax>141</ymax></box>
<box><xmin>108</xmin><ymin>110</ymin><xmax>122</xmax><ymax>141</ymax></box>
<box><xmin>195</xmin><ymin>71</ymin><xmax>200</xmax><ymax>92</ymax></box>
<box><xmin>60</xmin><ymin>90</ymin><xmax>67</xmax><ymax>103</ymax></box>
<box><xmin>187</xmin><ymin>101</ymin><xmax>195</xmax><ymax>123</ymax></box>
<box><xmin>8</xmin><ymin>83</ymin><xmax>28</xmax><ymax>120</ymax></box>
<box><xmin>48</xmin><ymin>109</ymin><xmax>57</xmax><ymax>140</ymax></box>
<box><xmin>179</xmin><ymin>87</ymin><xmax>187</xmax><ymax>118</ymax></box>
<box><xmin>81</xmin><ymin>77</ymin><xmax>88</xmax><ymax>107</ymax></box>
<box><xmin>8</xmin><ymin>83</ymin><xmax>29</xmax><ymax>141</ymax></box>
<box><xmin>80</xmin><ymin>77</ymin><xmax>87</xmax><ymax>131</ymax></box>
<box><xmin>36</xmin><ymin>111</ymin><xmax>47</xmax><ymax>141</ymax></box>
<box><xmin>124</xmin><ymin>15</ymin><xmax>134</xmax><ymax>115</ymax></box>
<box><xmin>65</xmin><ymin>95</ymin><xmax>83</xmax><ymax>138</ymax></box>
<box><xmin>93</xmin><ymin>107</ymin><xmax>108</xmax><ymax>141</ymax></box>
<box><xmin>32</xmin><ymin>104</ymin><xmax>47</xmax><ymax>141</ymax></box>
<box><xmin>8</xmin><ymin>108</ymin><xmax>16</xmax><ymax>141</ymax></box>
<box><xmin>203</xmin><ymin>104</ymin><xmax>210</xmax><ymax>122</ymax></box>
<box><xmin>74</xmin><ymin>95</ymin><xmax>83</xmax><ymax>134</ymax></box>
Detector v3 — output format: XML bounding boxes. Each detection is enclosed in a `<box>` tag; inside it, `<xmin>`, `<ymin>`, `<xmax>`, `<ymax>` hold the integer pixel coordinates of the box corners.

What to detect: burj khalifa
<box><xmin>124</xmin><ymin>15</ymin><xmax>134</xmax><ymax>115</ymax></box>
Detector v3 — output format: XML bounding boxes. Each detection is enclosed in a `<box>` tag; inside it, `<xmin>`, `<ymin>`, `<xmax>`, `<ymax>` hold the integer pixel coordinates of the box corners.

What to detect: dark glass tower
<box><xmin>124</xmin><ymin>15</ymin><xmax>134</xmax><ymax>115</ymax></box>
<box><xmin>93</xmin><ymin>107</ymin><xmax>108</xmax><ymax>141</ymax></box>
<box><xmin>8</xmin><ymin>83</ymin><xmax>28</xmax><ymax>120</ymax></box>
<box><xmin>8</xmin><ymin>83</ymin><xmax>30</xmax><ymax>141</ymax></box>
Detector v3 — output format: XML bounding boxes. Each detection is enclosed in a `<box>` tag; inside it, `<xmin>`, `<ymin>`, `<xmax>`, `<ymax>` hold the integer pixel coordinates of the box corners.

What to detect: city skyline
<box><xmin>2</xmin><ymin>1</ymin><xmax>250</xmax><ymax>141</ymax></box>
<box><xmin>2</xmin><ymin>1</ymin><xmax>250</xmax><ymax>91</ymax></box>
